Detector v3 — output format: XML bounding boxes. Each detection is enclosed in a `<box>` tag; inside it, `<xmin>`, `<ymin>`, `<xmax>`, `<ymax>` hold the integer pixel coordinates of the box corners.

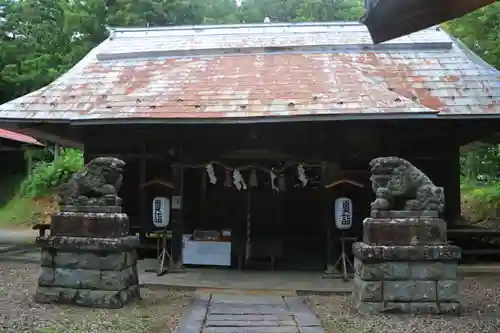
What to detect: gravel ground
<box><xmin>0</xmin><ymin>262</ymin><xmax>192</xmax><ymax>333</ymax></box>
<box><xmin>309</xmin><ymin>276</ymin><xmax>500</xmax><ymax>333</ymax></box>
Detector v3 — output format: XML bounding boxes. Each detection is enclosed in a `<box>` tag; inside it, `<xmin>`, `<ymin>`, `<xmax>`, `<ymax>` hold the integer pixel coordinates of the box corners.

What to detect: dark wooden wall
<box><xmin>82</xmin><ymin>119</ymin><xmax>464</xmax><ymax>231</ymax></box>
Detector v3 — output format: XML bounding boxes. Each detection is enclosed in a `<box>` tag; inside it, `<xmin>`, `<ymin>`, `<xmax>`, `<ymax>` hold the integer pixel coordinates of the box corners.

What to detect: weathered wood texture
<box><xmin>81</xmin><ymin>120</ymin><xmax>464</xmax><ymax>249</ymax></box>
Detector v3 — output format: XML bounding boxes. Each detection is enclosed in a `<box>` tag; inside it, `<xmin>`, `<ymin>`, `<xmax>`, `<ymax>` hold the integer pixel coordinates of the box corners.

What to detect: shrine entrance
<box><xmin>195</xmin><ymin>159</ymin><xmax>329</xmax><ymax>271</ymax></box>
<box><xmin>102</xmin><ymin>121</ymin><xmax>461</xmax><ymax>274</ymax></box>
<box><xmin>176</xmin><ymin>153</ymin><xmax>369</xmax><ymax>272</ymax></box>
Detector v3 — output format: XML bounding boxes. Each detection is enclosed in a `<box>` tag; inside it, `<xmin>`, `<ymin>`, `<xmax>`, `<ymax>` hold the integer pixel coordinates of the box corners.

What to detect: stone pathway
<box><xmin>178</xmin><ymin>292</ymin><xmax>324</xmax><ymax>333</ymax></box>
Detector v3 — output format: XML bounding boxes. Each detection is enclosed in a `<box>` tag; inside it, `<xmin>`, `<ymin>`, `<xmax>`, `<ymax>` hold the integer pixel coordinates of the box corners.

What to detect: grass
<box><xmin>0</xmin><ymin>173</ymin><xmax>42</xmax><ymax>228</ymax></box>
<box><xmin>0</xmin><ymin>195</ymin><xmax>51</xmax><ymax>229</ymax></box>
<box><xmin>0</xmin><ymin>171</ymin><xmax>59</xmax><ymax>229</ymax></box>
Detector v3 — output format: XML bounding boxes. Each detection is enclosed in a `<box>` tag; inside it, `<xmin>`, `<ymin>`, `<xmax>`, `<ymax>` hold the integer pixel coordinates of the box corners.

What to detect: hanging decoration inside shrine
<box><xmin>174</xmin><ymin>160</ymin><xmax>331</xmax><ymax>192</ymax></box>
<box><xmin>232</xmin><ymin>169</ymin><xmax>247</xmax><ymax>190</ymax></box>
<box><xmin>205</xmin><ymin>163</ymin><xmax>217</xmax><ymax>184</ymax></box>
<box><xmin>270</xmin><ymin>170</ymin><xmax>279</xmax><ymax>192</ymax></box>
<box><xmin>297</xmin><ymin>164</ymin><xmax>308</xmax><ymax>187</ymax></box>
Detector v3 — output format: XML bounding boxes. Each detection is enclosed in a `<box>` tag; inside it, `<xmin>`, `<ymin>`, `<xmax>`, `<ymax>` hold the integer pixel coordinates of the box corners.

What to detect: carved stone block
<box><xmin>36</xmin><ymin>247</ymin><xmax>140</xmax><ymax>308</ymax></box>
<box><xmin>35</xmin><ymin>285</ymin><xmax>140</xmax><ymax>309</ymax></box>
<box><xmin>355</xmin><ymin>301</ymin><xmax>462</xmax><ymax>315</ymax></box>
<box><xmin>353</xmin><ymin>276</ymin><xmax>382</xmax><ymax>302</ymax></box>
<box><xmin>51</xmin><ymin>212</ymin><xmax>129</xmax><ymax>238</ymax></box>
<box><xmin>36</xmin><ymin>235</ymin><xmax>140</xmax><ymax>252</ymax></box>
<box><xmin>410</xmin><ymin>262</ymin><xmax>458</xmax><ymax>280</ymax></box>
<box><xmin>438</xmin><ymin>280</ymin><xmax>459</xmax><ymax>302</ymax></box>
<box><xmin>370</xmin><ymin>210</ymin><xmax>438</xmax><ymax>218</ymax></box>
<box><xmin>363</xmin><ymin>217</ymin><xmax>446</xmax><ymax>246</ymax></box>
<box><xmin>354</xmin><ymin>258</ymin><xmax>410</xmax><ymax>281</ymax></box>
<box><xmin>352</xmin><ymin>243</ymin><xmax>462</xmax><ymax>262</ymax></box>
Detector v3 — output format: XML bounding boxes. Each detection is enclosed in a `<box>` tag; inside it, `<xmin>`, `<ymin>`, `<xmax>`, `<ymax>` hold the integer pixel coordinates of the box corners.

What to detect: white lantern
<box><xmin>152</xmin><ymin>197</ymin><xmax>171</xmax><ymax>228</ymax></box>
<box><xmin>334</xmin><ymin>197</ymin><xmax>352</xmax><ymax>230</ymax></box>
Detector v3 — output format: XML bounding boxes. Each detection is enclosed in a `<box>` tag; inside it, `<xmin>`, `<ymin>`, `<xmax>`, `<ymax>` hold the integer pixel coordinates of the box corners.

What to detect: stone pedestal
<box><xmin>35</xmin><ymin>208</ymin><xmax>141</xmax><ymax>309</ymax></box>
<box><xmin>352</xmin><ymin>211</ymin><xmax>462</xmax><ymax>315</ymax></box>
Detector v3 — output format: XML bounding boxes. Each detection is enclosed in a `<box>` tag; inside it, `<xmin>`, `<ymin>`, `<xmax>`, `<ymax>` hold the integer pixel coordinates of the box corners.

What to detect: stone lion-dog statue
<box><xmin>369</xmin><ymin>156</ymin><xmax>444</xmax><ymax>212</ymax></box>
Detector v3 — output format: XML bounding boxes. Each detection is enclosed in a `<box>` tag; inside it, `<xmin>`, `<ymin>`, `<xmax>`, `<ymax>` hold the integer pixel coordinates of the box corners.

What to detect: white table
<box><xmin>182</xmin><ymin>238</ymin><xmax>231</xmax><ymax>266</ymax></box>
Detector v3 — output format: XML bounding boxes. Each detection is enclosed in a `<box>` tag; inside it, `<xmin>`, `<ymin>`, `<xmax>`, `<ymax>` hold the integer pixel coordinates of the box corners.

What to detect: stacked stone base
<box><xmin>352</xmin><ymin>211</ymin><xmax>462</xmax><ymax>315</ymax></box>
<box><xmin>35</xmin><ymin>210</ymin><xmax>141</xmax><ymax>309</ymax></box>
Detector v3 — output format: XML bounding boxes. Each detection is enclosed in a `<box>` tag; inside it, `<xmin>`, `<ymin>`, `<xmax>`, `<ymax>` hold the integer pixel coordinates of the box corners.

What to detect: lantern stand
<box><xmin>156</xmin><ymin>228</ymin><xmax>172</xmax><ymax>276</ymax></box>
<box><xmin>333</xmin><ymin>234</ymin><xmax>357</xmax><ymax>282</ymax></box>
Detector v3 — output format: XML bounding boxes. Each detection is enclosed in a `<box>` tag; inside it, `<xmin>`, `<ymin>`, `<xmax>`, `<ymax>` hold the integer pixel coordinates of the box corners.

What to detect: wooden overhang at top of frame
<box><xmin>362</xmin><ymin>0</ymin><xmax>495</xmax><ymax>44</ymax></box>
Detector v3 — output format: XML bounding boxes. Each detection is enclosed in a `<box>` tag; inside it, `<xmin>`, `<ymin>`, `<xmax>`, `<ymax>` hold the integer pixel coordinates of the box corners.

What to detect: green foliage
<box><xmin>459</xmin><ymin>141</ymin><xmax>500</xmax><ymax>224</ymax></box>
<box><xmin>461</xmin><ymin>179</ymin><xmax>500</xmax><ymax>224</ymax></box>
<box><xmin>0</xmin><ymin>0</ymin><xmax>366</xmax><ymax>104</ymax></box>
<box><xmin>19</xmin><ymin>148</ymin><xmax>83</xmax><ymax>198</ymax></box>
<box><xmin>443</xmin><ymin>2</ymin><xmax>500</xmax><ymax>69</ymax></box>
<box><xmin>203</xmin><ymin>0</ymin><xmax>363</xmax><ymax>24</ymax></box>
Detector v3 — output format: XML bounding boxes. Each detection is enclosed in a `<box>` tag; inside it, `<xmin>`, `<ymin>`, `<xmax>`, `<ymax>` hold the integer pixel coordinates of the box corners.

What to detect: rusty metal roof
<box><xmin>0</xmin><ymin>22</ymin><xmax>498</xmax><ymax>123</ymax></box>
<box><xmin>0</xmin><ymin>129</ymin><xmax>43</xmax><ymax>146</ymax></box>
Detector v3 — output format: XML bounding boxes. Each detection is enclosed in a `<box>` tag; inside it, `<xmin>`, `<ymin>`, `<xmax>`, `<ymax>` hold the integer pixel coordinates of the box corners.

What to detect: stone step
<box><xmin>202</xmin><ymin>327</ymin><xmax>299</xmax><ymax>333</ymax></box>
<box><xmin>208</xmin><ymin>314</ymin><xmax>293</xmax><ymax>321</ymax></box>
<box><xmin>206</xmin><ymin>320</ymin><xmax>297</xmax><ymax>327</ymax></box>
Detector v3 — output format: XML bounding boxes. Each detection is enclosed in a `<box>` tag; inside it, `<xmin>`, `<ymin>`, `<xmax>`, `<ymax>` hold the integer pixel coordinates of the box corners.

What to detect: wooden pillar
<box><xmin>200</xmin><ymin>170</ymin><xmax>207</xmax><ymax>226</ymax></box>
<box><xmin>54</xmin><ymin>144</ymin><xmax>61</xmax><ymax>162</ymax></box>
<box><xmin>83</xmin><ymin>148</ymin><xmax>91</xmax><ymax>164</ymax></box>
<box><xmin>138</xmin><ymin>147</ymin><xmax>147</xmax><ymax>241</ymax></box>
<box><xmin>170</xmin><ymin>156</ymin><xmax>185</xmax><ymax>271</ymax></box>
<box><xmin>25</xmin><ymin>149</ymin><xmax>33</xmax><ymax>175</ymax></box>
<box><xmin>443</xmin><ymin>144</ymin><xmax>461</xmax><ymax>226</ymax></box>
<box><xmin>322</xmin><ymin>162</ymin><xmax>340</xmax><ymax>275</ymax></box>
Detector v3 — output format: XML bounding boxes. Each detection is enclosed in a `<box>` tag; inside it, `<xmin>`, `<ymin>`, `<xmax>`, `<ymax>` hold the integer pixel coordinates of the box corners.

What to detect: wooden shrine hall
<box><xmin>0</xmin><ymin>22</ymin><xmax>499</xmax><ymax>273</ymax></box>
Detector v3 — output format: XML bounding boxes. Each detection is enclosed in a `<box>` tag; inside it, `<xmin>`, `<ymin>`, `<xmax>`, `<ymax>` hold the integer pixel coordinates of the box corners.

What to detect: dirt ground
<box><xmin>0</xmin><ymin>262</ymin><xmax>192</xmax><ymax>333</ymax></box>
<box><xmin>310</xmin><ymin>276</ymin><xmax>500</xmax><ymax>333</ymax></box>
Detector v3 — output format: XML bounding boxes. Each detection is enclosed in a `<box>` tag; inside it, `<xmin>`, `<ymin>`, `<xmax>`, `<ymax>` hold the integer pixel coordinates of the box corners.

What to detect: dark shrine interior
<box><xmin>77</xmin><ymin>118</ymin><xmax>498</xmax><ymax>270</ymax></box>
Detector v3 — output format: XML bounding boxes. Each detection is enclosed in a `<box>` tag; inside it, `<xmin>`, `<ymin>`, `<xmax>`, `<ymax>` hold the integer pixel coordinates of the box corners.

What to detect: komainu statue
<box><xmin>369</xmin><ymin>157</ymin><xmax>444</xmax><ymax>212</ymax></box>
<box><xmin>58</xmin><ymin>157</ymin><xmax>126</xmax><ymax>207</ymax></box>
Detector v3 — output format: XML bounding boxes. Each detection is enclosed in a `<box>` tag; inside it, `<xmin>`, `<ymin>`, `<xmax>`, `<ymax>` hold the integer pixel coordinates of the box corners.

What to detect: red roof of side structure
<box><xmin>0</xmin><ymin>22</ymin><xmax>498</xmax><ymax>124</ymax></box>
<box><xmin>0</xmin><ymin>129</ymin><xmax>43</xmax><ymax>146</ymax></box>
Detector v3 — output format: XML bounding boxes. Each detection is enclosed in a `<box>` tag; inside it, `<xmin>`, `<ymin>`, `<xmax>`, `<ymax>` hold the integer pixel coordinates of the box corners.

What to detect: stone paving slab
<box><xmin>206</xmin><ymin>320</ymin><xmax>297</xmax><ymax>326</ymax></box>
<box><xmin>202</xmin><ymin>327</ymin><xmax>299</xmax><ymax>333</ymax></box>
<box><xmin>208</xmin><ymin>314</ymin><xmax>292</xmax><ymax>321</ymax></box>
<box><xmin>209</xmin><ymin>305</ymin><xmax>290</xmax><ymax>315</ymax></box>
<box><xmin>210</xmin><ymin>294</ymin><xmax>288</xmax><ymax>304</ymax></box>
<box><xmin>301</xmin><ymin>328</ymin><xmax>327</xmax><ymax>333</ymax></box>
<box><xmin>177</xmin><ymin>291</ymin><xmax>324</xmax><ymax>333</ymax></box>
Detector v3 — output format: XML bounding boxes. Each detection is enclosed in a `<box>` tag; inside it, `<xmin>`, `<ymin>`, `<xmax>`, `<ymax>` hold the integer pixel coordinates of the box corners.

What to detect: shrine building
<box><xmin>0</xmin><ymin>22</ymin><xmax>499</xmax><ymax>271</ymax></box>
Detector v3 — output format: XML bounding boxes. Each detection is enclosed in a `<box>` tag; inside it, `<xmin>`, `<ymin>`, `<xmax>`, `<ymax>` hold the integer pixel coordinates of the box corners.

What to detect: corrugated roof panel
<box><xmin>0</xmin><ymin>22</ymin><xmax>498</xmax><ymax>122</ymax></box>
<box><xmin>0</xmin><ymin>129</ymin><xmax>43</xmax><ymax>146</ymax></box>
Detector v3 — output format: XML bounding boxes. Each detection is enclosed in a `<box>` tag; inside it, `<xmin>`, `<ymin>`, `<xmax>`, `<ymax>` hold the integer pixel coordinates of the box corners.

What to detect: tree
<box><xmin>0</xmin><ymin>0</ymin><xmax>209</xmax><ymax>104</ymax></box>
<box><xmin>444</xmin><ymin>2</ymin><xmax>500</xmax><ymax>69</ymax></box>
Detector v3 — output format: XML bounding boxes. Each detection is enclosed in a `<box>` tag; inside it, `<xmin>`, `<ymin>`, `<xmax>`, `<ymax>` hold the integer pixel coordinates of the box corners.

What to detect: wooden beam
<box><xmin>139</xmin><ymin>179</ymin><xmax>175</xmax><ymax>189</ymax></box>
<box><xmin>85</xmin><ymin>152</ymin><xmax>164</xmax><ymax>160</ymax></box>
<box><xmin>11</xmin><ymin>125</ymin><xmax>83</xmax><ymax>149</ymax></box>
<box><xmin>0</xmin><ymin>147</ymin><xmax>18</xmax><ymax>151</ymax></box>
<box><xmin>325</xmin><ymin>179</ymin><xmax>365</xmax><ymax>189</ymax></box>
